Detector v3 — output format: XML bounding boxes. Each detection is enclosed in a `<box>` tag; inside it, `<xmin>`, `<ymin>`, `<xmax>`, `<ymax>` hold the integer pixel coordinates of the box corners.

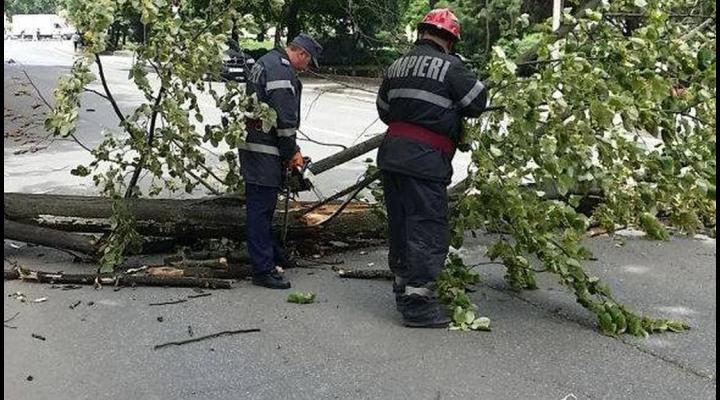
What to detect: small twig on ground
<box><xmin>31</xmin><ymin>333</ymin><xmax>46</xmax><ymax>341</ymax></box>
<box><xmin>187</xmin><ymin>293</ymin><xmax>212</xmax><ymax>299</ymax></box>
<box><xmin>150</xmin><ymin>291</ymin><xmax>213</xmax><ymax>305</ymax></box>
<box><xmin>187</xmin><ymin>325</ymin><xmax>194</xmax><ymax>337</ymax></box>
<box><xmin>297</xmin><ymin>258</ymin><xmax>344</xmax><ymax>267</ymax></box>
<box><xmin>69</xmin><ymin>301</ymin><xmax>82</xmax><ymax>309</ymax></box>
<box><xmin>4</xmin><ymin>312</ymin><xmax>20</xmax><ymax>324</ymax></box>
<box><xmin>149</xmin><ymin>299</ymin><xmax>188</xmax><ymax>306</ymax></box>
<box><xmin>153</xmin><ymin>328</ymin><xmax>261</xmax><ymax>350</ymax></box>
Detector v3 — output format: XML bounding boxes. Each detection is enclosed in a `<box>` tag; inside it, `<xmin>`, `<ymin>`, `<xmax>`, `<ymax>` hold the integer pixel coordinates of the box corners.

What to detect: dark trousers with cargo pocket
<box><xmin>245</xmin><ymin>182</ymin><xmax>289</xmax><ymax>276</ymax></box>
<box><xmin>381</xmin><ymin>171</ymin><xmax>450</xmax><ymax>288</ymax></box>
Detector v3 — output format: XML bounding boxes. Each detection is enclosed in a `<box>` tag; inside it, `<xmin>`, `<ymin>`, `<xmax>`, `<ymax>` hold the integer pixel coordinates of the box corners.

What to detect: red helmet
<box><xmin>418</xmin><ymin>8</ymin><xmax>461</xmax><ymax>41</ymax></box>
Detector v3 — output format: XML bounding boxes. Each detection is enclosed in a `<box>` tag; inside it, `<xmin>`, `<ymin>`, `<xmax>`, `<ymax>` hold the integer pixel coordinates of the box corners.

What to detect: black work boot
<box><xmin>252</xmin><ymin>271</ymin><xmax>291</xmax><ymax>289</ymax></box>
<box><xmin>398</xmin><ymin>288</ymin><xmax>451</xmax><ymax>328</ymax></box>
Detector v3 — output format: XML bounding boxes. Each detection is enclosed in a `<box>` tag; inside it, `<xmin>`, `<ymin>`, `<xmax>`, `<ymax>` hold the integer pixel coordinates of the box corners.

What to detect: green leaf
<box><xmin>599</xmin><ymin>312</ymin><xmax>616</xmax><ymax>336</ymax></box>
<box><xmin>639</xmin><ymin>213</ymin><xmax>670</xmax><ymax>240</ymax></box>
<box><xmin>557</xmin><ymin>174</ymin><xmax>573</xmax><ymax>197</ymax></box>
<box><xmin>453</xmin><ymin>306</ymin><xmax>465</xmax><ymax>324</ymax></box>
<box><xmin>464</xmin><ymin>310</ymin><xmax>476</xmax><ymax>324</ymax></box>
<box><xmin>70</xmin><ymin>165</ymin><xmax>91</xmax><ymax>177</ymax></box>
<box><xmin>706</xmin><ymin>184</ymin><xmax>716</xmax><ymax>200</ymax></box>
<box><xmin>568</xmin><ymin>195</ymin><xmax>582</xmax><ymax>208</ymax></box>
<box><xmin>287</xmin><ymin>292</ymin><xmax>316</xmax><ymax>304</ymax></box>
<box><xmin>470</xmin><ymin>317</ymin><xmax>492</xmax><ymax>331</ymax></box>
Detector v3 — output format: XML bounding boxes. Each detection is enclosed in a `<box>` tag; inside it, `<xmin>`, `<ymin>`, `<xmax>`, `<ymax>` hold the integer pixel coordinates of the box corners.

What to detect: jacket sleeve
<box><xmin>265</xmin><ymin>73</ymin><xmax>300</xmax><ymax>163</ymax></box>
<box><xmin>376</xmin><ymin>75</ymin><xmax>391</xmax><ymax>124</ymax></box>
<box><xmin>447</xmin><ymin>62</ymin><xmax>487</xmax><ymax>118</ymax></box>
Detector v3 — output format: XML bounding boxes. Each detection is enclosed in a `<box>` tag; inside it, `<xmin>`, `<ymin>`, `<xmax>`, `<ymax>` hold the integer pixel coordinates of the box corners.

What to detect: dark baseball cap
<box><xmin>290</xmin><ymin>33</ymin><xmax>323</xmax><ymax>69</ymax></box>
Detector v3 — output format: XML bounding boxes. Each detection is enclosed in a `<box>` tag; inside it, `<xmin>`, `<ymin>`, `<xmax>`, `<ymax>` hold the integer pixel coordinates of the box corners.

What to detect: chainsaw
<box><xmin>284</xmin><ymin>156</ymin><xmax>324</xmax><ymax>199</ymax></box>
<box><xmin>281</xmin><ymin>157</ymin><xmax>325</xmax><ymax>244</ymax></box>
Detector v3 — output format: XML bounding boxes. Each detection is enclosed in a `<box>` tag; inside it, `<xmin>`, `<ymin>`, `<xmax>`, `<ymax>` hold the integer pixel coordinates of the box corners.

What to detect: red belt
<box><xmin>387</xmin><ymin>122</ymin><xmax>455</xmax><ymax>155</ymax></box>
<box><xmin>245</xmin><ymin>118</ymin><xmax>262</xmax><ymax>130</ymax></box>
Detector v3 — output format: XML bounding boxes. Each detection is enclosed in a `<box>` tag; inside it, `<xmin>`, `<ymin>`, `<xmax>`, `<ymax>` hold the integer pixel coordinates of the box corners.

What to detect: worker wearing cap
<box><xmin>376</xmin><ymin>9</ymin><xmax>488</xmax><ymax>327</ymax></box>
<box><xmin>241</xmin><ymin>33</ymin><xmax>323</xmax><ymax>289</ymax></box>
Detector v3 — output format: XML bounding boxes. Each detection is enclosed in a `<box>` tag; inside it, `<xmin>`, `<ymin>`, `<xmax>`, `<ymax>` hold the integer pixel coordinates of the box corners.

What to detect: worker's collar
<box><xmin>276</xmin><ymin>47</ymin><xmax>294</xmax><ymax>68</ymax></box>
<box><xmin>416</xmin><ymin>38</ymin><xmax>449</xmax><ymax>54</ymax></box>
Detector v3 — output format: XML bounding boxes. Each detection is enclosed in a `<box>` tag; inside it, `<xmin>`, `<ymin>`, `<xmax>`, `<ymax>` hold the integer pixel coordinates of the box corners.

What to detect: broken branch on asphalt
<box><xmin>153</xmin><ymin>328</ymin><xmax>261</xmax><ymax>350</ymax></box>
<box><xmin>31</xmin><ymin>333</ymin><xmax>46</xmax><ymax>341</ymax></box>
<box><xmin>4</xmin><ymin>312</ymin><xmax>20</xmax><ymax>323</ymax></box>
<box><xmin>4</xmin><ymin>267</ymin><xmax>233</xmax><ymax>289</ymax></box>
<box><xmin>335</xmin><ymin>268</ymin><xmax>394</xmax><ymax>280</ymax></box>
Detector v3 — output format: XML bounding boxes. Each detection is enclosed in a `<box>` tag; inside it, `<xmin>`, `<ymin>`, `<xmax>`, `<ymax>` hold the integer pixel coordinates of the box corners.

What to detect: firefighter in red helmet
<box><xmin>375</xmin><ymin>8</ymin><xmax>488</xmax><ymax>327</ymax></box>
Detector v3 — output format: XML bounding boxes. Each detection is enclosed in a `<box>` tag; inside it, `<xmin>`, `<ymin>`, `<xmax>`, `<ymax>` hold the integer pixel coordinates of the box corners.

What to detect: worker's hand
<box><xmin>289</xmin><ymin>151</ymin><xmax>305</xmax><ymax>170</ymax></box>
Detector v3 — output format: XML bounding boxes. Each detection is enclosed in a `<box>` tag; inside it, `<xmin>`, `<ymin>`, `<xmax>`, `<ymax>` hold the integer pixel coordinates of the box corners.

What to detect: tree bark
<box><xmin>4</xmin><ymin>218</ymin><xmax>97</xmax><ymax>255</ymax></box>
<box><xmin>308</xmin><ymin>134</ymin><xmax>385</xmax><ymax>175</ymax></box>
<box><xmin>4</xmin><ymin>268</ymin><xmax>233</xmax><ymax>289</ymax></box>
<box><xmin>284</xmin><ymin>0</ymin><xmax>302</xmax><ymax>43</ymax></box>
<box><xmin>4</xmin><ymin>193</ymin><xmax>385</xmax><ymax>242</ymax></box>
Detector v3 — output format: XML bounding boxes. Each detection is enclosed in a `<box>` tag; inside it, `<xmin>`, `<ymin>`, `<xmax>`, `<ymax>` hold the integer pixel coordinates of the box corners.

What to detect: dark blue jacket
<box><xmin>376</xmin><ymin>39</ymin><xmax>487</xmax><ymax>183</ymax></box>
<box><xmin>241</xmin><ymin>48</ymin><xmax>302</xmax><ymax>188</ymax></box>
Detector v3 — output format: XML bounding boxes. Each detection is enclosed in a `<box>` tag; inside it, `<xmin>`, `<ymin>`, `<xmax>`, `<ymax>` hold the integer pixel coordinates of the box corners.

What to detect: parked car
<box><xmin>220</xmin><ymin>39</ymin><xmax>255</xmax><ymax>82</ymax></box>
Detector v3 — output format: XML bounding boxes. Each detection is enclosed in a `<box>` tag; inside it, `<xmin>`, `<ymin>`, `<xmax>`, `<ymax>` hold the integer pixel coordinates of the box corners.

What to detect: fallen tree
<box><xmin>4</xmin><ymin>193</ymin><xmax>385</xmax><ymax>243</ymax></box>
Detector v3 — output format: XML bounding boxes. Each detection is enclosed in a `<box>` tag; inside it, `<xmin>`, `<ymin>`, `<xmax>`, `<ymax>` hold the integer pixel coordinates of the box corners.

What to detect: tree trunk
<box><xmin>4</xmin><ymin>218</ymin><xmax>97</xmax><ymax>255</ymax></box>
<box><xmin>4</xmin><ymin>193</ymin><xmax>386</xmax><ymax>243</ymax></box>
<box><xmin>284</xmin><ymin>0</ymin><xmax>302</xmax><ymax>43</ymax></box>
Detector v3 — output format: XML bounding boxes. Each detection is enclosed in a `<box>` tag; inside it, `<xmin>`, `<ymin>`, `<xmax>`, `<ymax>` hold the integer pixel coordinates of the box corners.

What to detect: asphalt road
<box><xmin>3</xmin><ymin>231</ymin><xmax>716</xmax><ymax>400</ymax></box>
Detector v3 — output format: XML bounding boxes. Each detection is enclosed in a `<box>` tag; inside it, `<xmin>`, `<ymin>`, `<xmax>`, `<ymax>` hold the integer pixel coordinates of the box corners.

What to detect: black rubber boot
<box><xmin>252</xmin><ymin>271</ymin><xmax>291</xmax><ymax>289</ymax></box>
<box><xmin>398</xmin><ymin>294</ymin><xmax>451</xmax><ymax>328</ymax></box>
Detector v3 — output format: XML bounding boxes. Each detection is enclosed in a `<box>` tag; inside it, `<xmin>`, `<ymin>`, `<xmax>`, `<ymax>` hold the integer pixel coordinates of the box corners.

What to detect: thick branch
<box><xmin>126</xmin><ymin>86</ymin><xmax>166</xmax><ymax>198</ymax></box>
<box><xmin>95</xmin><ymin>54</ymin><xmax>126</xmax><ymax>125</ymax></box>
<box><xmin>4</xmin><ymin>218</ymin><xmax>96</xmax><ymax>255</ymax></box>
<box><xmin>308</xmin><ymin>134</ymin><xmax>385</xmax><ymax>175</ymax></box>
